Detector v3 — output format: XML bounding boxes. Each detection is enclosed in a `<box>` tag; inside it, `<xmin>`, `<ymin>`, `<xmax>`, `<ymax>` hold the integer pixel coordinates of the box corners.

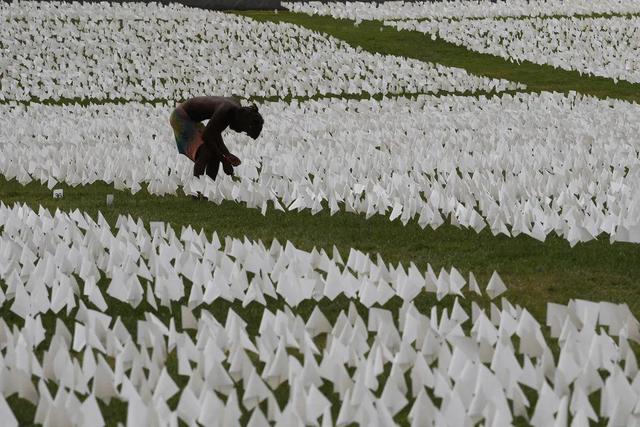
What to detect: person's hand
<box><xmin>222</xmin><ymin>161</ymin><xmax>234</xmax><ymax>176</ymax></box>
<box><xmin>223</xmin><ymin>153</ymin><xmax>241</xmax><ymax>167</ymax></box>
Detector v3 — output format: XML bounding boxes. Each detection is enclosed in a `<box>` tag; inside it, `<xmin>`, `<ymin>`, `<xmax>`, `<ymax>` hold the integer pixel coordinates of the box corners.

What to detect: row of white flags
<box><xmin>0</xmin><ymin>202</ymin><xmax>638</xmax><ymax>426</ymax></box>
<box><xmin>2</xmin><ymin>92</ymin><xmax>640</xmax><ymax>245</ymax></box>
<box><xmin>285</xmin><ymin>0</ymin><xmax>640</xmax><ymax>21</ymax></box>
<box><xmin>0</xmin><ymin>201</ymin><xmax>507</xmax><ymax>313</ymax></box>
<box><xmin>0</xmin><ymin>1</ymin><xmax>521</xmax><ymax>102</ymax></box>
<box><xmin>389</xmin><ymin>15</ymin><xmax>640</xmax><ymax>84</ymax></box>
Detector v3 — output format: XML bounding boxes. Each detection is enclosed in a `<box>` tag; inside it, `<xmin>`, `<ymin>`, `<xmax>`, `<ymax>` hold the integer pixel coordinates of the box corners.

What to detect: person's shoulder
<box><xmin>222</xmin><ymin>96</ymin><xmax>243</xmax><ymax>107</ymax></box>
<box><xmin>230</xmin><ymin>96</ymin><xmax>242</xmax><ymax>105</ymax></box>
<box><xmin>204</xmin><ymin>96</ymin><xmax>239</xmax><ymax>108</ymax></box>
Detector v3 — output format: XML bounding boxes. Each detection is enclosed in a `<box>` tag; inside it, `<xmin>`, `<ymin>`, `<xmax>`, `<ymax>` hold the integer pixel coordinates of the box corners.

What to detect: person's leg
<box><xmin>190</xmin><ymin>144</ymin><xmax>214</xmax><ymax>200</ymax></box>
<box><xmin>195</xmin><ymin>124</ymin><xmax>231</xmax><ymax>179</ymax></box>
<box><xmin>206</xmin><ymin>156</ymin><xmax>221</xmax><ymax>180</ymax></box>
<box><xmin>195</xmin><ymin>145</ymin><xmax>230</xmax><ymax>178</ymax></box>
<box><xmin>193</xmin><ymin>144</ymin><xmax>212</xmax><ymax>177</ymax></box>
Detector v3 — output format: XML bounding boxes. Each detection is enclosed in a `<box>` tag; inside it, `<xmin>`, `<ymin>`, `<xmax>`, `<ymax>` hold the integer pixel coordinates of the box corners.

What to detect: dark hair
<box><xmin>240</xmin><ymin>104</ymin><xmax>264</xmax><ymax>139</ymax></box>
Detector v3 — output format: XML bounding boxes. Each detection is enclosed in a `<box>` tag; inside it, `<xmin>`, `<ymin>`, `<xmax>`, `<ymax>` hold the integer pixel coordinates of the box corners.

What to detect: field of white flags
<box><xmin>389</xmin><ymin>16</ymin><xmax>640</xmax><ymax>84</ymax></box>
<box><xmin>0</xmin><ymin>1</ymin><xmax>522</xmax><ymax>101</ymax></box>
<box><xmin>285</xmin><ymin>0</ymin><xmax>640</xmax><ymax>21</ymax></box>
<box><xmin>3</xmin><ymin>92</ymin><xmax>640</xmax><ymax>244</ymax></box>
<box><xmin>1</xmin><ymin>0</ymin><xmax>640</xmax><ymax>426</ymax></box>
<box><xmin>289</xmin><ymin>0</ymin><xmax>640</xmax><ymax>84</ymax></box>
<box><xmin>1</xmin><ymin>202</ymin><xmax>639</xmax><ymax>426</ymax></box>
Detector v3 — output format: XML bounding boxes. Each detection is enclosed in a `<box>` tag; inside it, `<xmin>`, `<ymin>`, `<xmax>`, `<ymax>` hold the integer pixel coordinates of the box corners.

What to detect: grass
<box><xmin>2</xmin><ymin>176</ymin><xmax>639</xmax><ymax>322</ymax></box>
<box><xmin>0</xmin><ymin>88</ymin><xmax>521</xmax><ymax>107</ymax></box>
<box><xmin>238</xmin><ymin>11</ymin><xmax>640</xmax><ymax>104</ymax></box>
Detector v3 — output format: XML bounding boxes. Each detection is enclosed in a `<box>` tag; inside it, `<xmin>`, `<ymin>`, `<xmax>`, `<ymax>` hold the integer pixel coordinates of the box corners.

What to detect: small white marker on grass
<box><xmin>106</xmin><ymin>194</ymin><xmax>114</xmax><ymax>206</ymax></box>
<box><xmin>53</xmin><ymin>189</ymin><xmax>63</xmax><ymax>199</ymax></box>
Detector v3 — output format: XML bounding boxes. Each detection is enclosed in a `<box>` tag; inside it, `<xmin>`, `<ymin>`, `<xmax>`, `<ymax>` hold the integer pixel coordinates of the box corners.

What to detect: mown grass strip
<box><xmin>238</xmin><ymin>11</ymin><xmax>640</xmax><ymax>104</ymax></box>
<box><xmin>0</xmin><ymin>89</ymin><xmax>523</xmax><ymax>108</ymax></box>
<box><xmin>2</xmin><ymin>176</ymin><xmax>639</xmax><ymax>322</ymax></box>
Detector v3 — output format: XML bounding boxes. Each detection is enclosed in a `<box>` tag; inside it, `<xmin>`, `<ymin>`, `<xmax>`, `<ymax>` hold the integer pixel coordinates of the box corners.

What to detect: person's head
<box><xmin>232</xmin><ymin>104</ymin><xmax>264</xmax><ymax>140</ymax></box>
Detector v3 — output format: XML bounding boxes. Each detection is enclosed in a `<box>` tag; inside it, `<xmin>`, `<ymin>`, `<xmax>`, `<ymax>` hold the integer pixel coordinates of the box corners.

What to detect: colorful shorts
<box><xmin>169</xmin><ymin>106</ymin><xmax>205</xmax><ymax>162</ymax></box>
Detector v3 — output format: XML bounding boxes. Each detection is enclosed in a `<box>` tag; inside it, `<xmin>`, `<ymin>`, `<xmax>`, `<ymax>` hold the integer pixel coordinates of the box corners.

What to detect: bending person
<box><xmin>169</xmin><ymin>96</ymin><xmax>264</xmax><ymax>181</ymax></box>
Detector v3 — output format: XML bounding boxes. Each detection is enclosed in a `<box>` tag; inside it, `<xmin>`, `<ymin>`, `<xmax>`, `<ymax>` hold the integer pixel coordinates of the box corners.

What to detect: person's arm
<box><xmin>201</xmin><ymin>106</ymin><xmax>242</xmax><ymax>166</ymax></box>
<box><xmin>201</xmin><ymin>107</ymin><xmax>232</xmax><ymax>158</ymax></box>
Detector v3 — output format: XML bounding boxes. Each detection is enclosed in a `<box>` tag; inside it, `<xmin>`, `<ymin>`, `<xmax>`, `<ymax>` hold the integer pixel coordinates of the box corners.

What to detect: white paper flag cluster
<box><xmin>3</xmin><ymin>91</ymin><xmax>640</xmax><ymax>245</ymax></box>
<box><xmin>285</xmin><ymin>0</ymin><xmax>640</xmax><ymax>21</ymax></box>
<box><xmin>0</xmin><ymin>1</ymin><xmax>521</xmax><ymax>102</ymax></box>
<box><xmin>0</xmin><ymin>202</ymin><xmax>638</xmax><ymax>426</ymax></box>
<box><xmin>390</xmin><ymin>15</ymin><xmax>640</xmax><ymax>84</ymax></box>
<box><xmin>0</xmin><ymin>202</ymin><xmax>499</xmax><ymax>315</ymax></box>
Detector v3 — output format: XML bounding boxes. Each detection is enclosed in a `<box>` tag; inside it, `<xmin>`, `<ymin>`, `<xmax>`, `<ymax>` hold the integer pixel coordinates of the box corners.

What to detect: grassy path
<box><xmin>239</xmin><ymin>11</ymin><xmax>640</xmax><ymax>104</ymax></box>
<box><xmin>0</xmin><ymin>89</ymin><xmax>522</xmax><ymax>107</ymax></box>
<box><xmin>3</xmin><ymin>177</ymin><xmax>639</xmax><ymax>321</ymax></box>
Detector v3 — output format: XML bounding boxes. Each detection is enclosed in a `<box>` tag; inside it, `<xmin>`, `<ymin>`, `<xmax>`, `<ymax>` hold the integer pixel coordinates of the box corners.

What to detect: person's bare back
<box><xmin>180</xmin><ymin>96</ymin><xmax>241</xmax><ymax>122</ymax></box>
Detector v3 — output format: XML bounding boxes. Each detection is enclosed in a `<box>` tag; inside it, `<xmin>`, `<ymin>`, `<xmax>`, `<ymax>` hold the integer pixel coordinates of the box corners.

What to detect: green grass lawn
<box><xmin>2</xmin><ymin>9</ymin><xmax>640</xmax><ymax>426</ymax></box>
